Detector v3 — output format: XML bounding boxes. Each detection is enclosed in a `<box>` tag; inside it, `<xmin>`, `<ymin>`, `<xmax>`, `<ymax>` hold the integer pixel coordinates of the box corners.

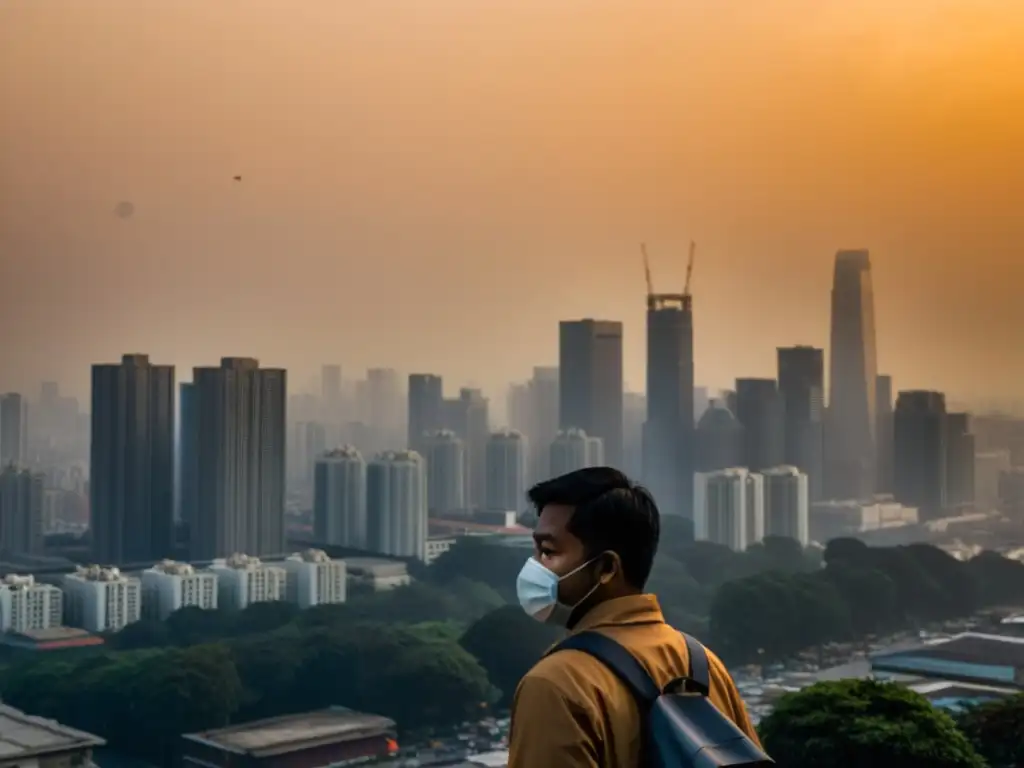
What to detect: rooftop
<box><xmin>183</xmin><ymin>708</ymin><xmax>395</xmax><ymax>758</ymax></box>
<box><xmin>871</xmin><ymin>632</ymin><xmax>1024</xmax><ymax>686</ymax></box>
<box><xmin>0</xmin><ymin>704</ymin><xmax>105</xmax><ymax>759</ymax></box>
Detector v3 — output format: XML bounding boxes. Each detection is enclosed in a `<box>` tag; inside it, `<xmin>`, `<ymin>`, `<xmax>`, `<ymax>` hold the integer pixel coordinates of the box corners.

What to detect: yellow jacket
<box><xmin>508</xmin><ymin>594</ymin><xmax>760</xmax><ymax>767</ymax></box>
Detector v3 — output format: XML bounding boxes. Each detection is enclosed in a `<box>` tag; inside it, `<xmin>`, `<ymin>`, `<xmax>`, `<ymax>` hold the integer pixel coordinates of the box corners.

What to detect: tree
<box><xmin>957</xmin><ymin>693</ymin><xmax>1024</xmax><ymax>768</ymax></box>
<box><xmin>746</xmin><ymin>536</ymin><xmax>815</xmax><ymax>574</ymax></box>
<box><xmin>825</xmin><ymin>565</ymin><xmax>899</xmax><ymax>638</ymax></box>
<box><xmin>165</xmin><ymin>605</ymin><xmax>230</xmax><ymax>645</ymax></box>
<box><xmin>231</xmin><ymin>600</ymin><xmax>300</xmax><ymax>635</ymax></box>
<box><xmin>427</xmin><ymin>538</ymin><xmax>524</xmax><ymax>601</ymax></box>
<box><xmin>109</xmin><ymin>619</ymin><xmax>171</xmax><ymax>650</ymax></box>
<box><xmin>460</xmin><ymin>606</ymin><xmax>561</xmax><ymax>703</ymax></box>
<box><xmin>967</xmin><ymin>550</ymin><xmax>1024</xmax><ymax>605</ymax></box>
<box><xmin>759</xmin><ymin>680</ymin><xmax>986</xmax><ymax>768</ymax></box>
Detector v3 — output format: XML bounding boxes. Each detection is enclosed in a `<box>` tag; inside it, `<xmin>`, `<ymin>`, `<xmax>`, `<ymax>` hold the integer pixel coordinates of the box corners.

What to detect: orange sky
<box><xmin>1</xmin><ymin>0</ymin><xmax>1023</xmax><ymax>411</ymax></box>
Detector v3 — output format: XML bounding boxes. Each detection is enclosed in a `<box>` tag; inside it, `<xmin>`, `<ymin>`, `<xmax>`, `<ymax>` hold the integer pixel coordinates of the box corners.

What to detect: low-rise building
<box><xmin>62</xmin><ymin>565</ymin><xmax>141</xmax><ymax>632</ymax></box>
<box><xmin>345</xmin><ymin>557</ymin><xmax>410</xmax><ymax>592</ymax></box>
<box><xmin>0</xmin><ymin>704</ymin><xmax>105</xmax><ymax>768</ymax></box>
<box><xmin>208</xmin><ymin>554</ymin><xmax>286</xmax><ymax>610</ymax></box>
<box><xmin>141</xmin><ymin>560</ymin><xmax>218</xmax><ymax>620</ymax></box>
<box><xmin>0</xmin><ymin>573</ymin><xmax>62</xmax><ymax>632</ymax></box>
<box><xmin>282</xmin><ymin>549</ymin><xmax>346</xmax><ymax>608</ymax></box>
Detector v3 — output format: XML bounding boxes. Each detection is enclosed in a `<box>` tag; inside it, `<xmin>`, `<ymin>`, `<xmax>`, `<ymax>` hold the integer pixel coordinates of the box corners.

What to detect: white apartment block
<box><xmin>282</xmin><ymin>549</ymin><xmax>346</xmax><ymax>609</ymax></box>
<box><xmin>762</xmin><ymin>466</ymin><xmax>810</xmax><ymax>546</ymax></box>
<box><xmin>62</xmin><ymin>565</ymin><xmax>141</xmax><ymax>632</ymax></box>
<box><xmin>209</xmin><ymin>553</ymin><xmax>287</xmax><ymax>610</ymax></box>
<box><xmin>694</xmin><ymin>468</ymin><xmax>765</xmax><ymax>551</ymax></box>
<box><xmin>141</xmin><ymin>560</ymin><xmax>219</xmax><ymax>620</ymax></box>
<box><xmin>0</xmin><ymin>574</ymin><xmax>62</xmax><ymax>633</ymax></box>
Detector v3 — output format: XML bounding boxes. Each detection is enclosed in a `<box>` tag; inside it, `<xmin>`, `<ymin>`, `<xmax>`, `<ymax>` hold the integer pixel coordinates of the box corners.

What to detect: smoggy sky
<box><xmin>2</xmin><ymin>0</ymin><xmax>1023</xmax><ymax>410</ymax></box>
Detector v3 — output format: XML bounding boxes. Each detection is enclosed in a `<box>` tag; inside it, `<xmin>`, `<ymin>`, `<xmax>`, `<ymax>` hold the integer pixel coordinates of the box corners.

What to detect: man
<box><xmin>508</xmin><ymin>467</ymin><xmax>760</xmax><ymax>768</ymax></box>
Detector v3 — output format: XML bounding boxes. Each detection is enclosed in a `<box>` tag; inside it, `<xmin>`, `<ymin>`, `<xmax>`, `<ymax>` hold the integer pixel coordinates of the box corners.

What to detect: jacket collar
<box><xmin>570</xmin><ymin>593</ymin><xmax>665</xmax><ymax>634</ymax></box>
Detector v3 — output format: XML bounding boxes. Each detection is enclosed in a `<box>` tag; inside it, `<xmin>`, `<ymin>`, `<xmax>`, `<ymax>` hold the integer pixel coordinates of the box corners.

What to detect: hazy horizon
<box><xmin>3</xmin><ymin>1</ymin><xmax>1023</xmax><ymax>409</ymax></box>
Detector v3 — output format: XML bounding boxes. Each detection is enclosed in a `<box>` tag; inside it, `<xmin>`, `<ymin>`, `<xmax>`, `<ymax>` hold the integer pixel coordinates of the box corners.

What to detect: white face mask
<box><xmin>516</xmin><ymin>555</ymin><xmax>602</xmax><ymax>627</ymax></box>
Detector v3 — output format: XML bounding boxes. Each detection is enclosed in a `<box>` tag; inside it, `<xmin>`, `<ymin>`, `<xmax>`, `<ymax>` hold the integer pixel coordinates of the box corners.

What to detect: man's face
<box><xmin>532</xmin><ymin>503</ymin><xmax>594</xmax><ymax>606</ymax></box>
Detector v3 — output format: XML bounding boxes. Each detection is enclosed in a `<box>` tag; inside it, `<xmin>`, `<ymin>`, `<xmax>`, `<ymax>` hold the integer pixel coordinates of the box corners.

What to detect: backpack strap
<box><xmin>550</xmin><ymin>631</ymin><xmax>660</xmax><ymax>704</ymax></box>
<box><xmin>680</xmin><ymin>632</ymin><xmax>711</xmax><ymax>696</ymax></box>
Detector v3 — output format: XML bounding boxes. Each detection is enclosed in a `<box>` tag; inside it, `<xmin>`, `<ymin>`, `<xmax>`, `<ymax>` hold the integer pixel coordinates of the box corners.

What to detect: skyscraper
<box><xmin>178</xmin><ymin>382</ymin><xmax>197</xmax><ymax>525</ymax></box>
<box><xmin>408</xmin><ymin>374</ymin><xmax>444</xmax><ymax>453</ymax></box>
<box><xmin>366</xmin><ymin>450</ymin><xmax>427</xmax><ymax>560</ymax></box>
<box><xmin>875</xmin><ymin>375</ymin><xmax>895</xmax><ymax>493</ymax></box>
<box><xmin>0</xmin><ymin>465</ymin><xmax>43</xmax><ymax>555</ymax></box>
<box><xmin>443</xmin><ymin>388</ymin><xmax>489</xmax><ymax>509</ymax></box>
<box><xmin>508</xmin><ymin>367</ymin><xmax>559</xmax><ymax>487</ymax></box>
<box><xmin>549</xmin><ymin>428</ymin><xmax>604</xmax><ymax>478</ymax></box>
<box><xmin>559</xmin><ymin>319</ymin><xmax>624</xmax><ymax>467</ymax></box>
<box><xmin>777</xmin><ymin>347</ymin><xmax>825</xmax><ymax>501</ymax></box>
<box><xmin>693</xmin><ymin>468</ymin><xmax>764</xmax><ymax>551</ymax></box>
<box><xmin>762</xmin><ymin>466</ymin><xmax>810</xmax><ymax>546</ymax></box>
<box><xmin>945</xmin><ymin>413</ymin><xmax>975</xmax><ymax>508</ymax></box>
<box><xmin>321</xmin><ymin>364</ymin><xmax>342</xmax><ymax>404</ymax></box>
<box><xmin>894</xmin><ymin>390</ymin><xmax>947</xmax><ymax>519</ymax></box>
<box><xmin>90</xmin><ymin>354</ymin><xmax>175</xmax><ymax>564</ymax></box>
<box><xmin>0</xmin><ymin>393</ymin><xmax>26</xmax><ymax>467</ymax></box>
<box><xmin>826</xmin><ymin>249</ymin><xmax>879</xmax><ymax>500</ymax></box>
<box><xmin>423</xmin><ymin>429</ymin><xmax>466</xmax><ymax>514</ymax></box>
<box><xmin>734</xmin><ymin>378</ymin><xmax>785</xmax><ymax>472</ymax></box>
<box><xmin>186</xmin><ymin>358</ymin><xmax>286</xmax><ymax>560</ymax></box>
<box><xmin>642</xmin><ymin>284</ymin><xmax>695</xmax><ymax>517</ymax></box>
<box><xmin>314</xmin><ymin>446</ymin><xmax>367</xmax><ymax>548</ymax></box>
<box><xmin>485</xmin><ymin>429</ymin><xmax>527</xmax><ymax>511</ymax></box>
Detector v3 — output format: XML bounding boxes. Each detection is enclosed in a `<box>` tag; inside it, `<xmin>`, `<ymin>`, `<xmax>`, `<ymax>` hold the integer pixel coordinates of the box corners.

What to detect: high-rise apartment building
<box><xmin>643</xmin><ymin>283</ymin><xmax>694</xmax><ymax>518</ymax></box>
<box><xmin>734</xmin><ymin>378</ymin><xmax>785</xmax><ymax>472</ymax></box>
<box><xmin>208</xmin><ymin>554</ymin><xmax>286</xmax><ymax>610</ymax></box>
<box><xmin>0</xmin><ymin>465</ymin><xmax>43</xmax><ymax>555</ymax></box>
<box><xmin>622</xmin><ymin>392</ymin><xmax>646</xmax><ymax>482</ymax></box>
<box><xmin>507</xmin><ymin>367</ymin><xmax>559</xmax><ymax>487</ymax></box>
<box><xmin>945</xmin><ymin>413</ymin><xmax>976</xmax><ymax>508</ymax></box>
<box><xmin>366</xmin><ymin>450</ymin><xmax>427</xmax><ymax>560</ymax></box>
<box><xmin>559</xmin><ymin>320</ymin><xmax>624</xmax><ymax>467</ymax></box>
<box><xmin>63</xmin><ymin>565</ymin><xmax>141</xmax><ymax>632</ymax></box>
<box><xmin>826</xmin><ymin>249</ymin><xmax>879</xmax><ymax>500</ymax></box>
<box><xmin>695</xmin><ymin>401</ymin><xmax>744</xmax><ymax>473</ymax></box>
<box><xmin>408</xmin><ymin>374</ymin><xmax>444</xmax><ymax>453</ymax></box>
<box><xmin>875</xmin><ymin>375</ymin><xmax>895</xmax><ymax>494</ymax></box>
<box><xmin>423</xmin><ymin>430</ymin><xmax>466</xmax><ymax>515</ymax></box>
<box><xmin>141</xmin><ymin>560</ymin><xmax>218</xmax><ymax>620</ymax></box>
<box><xmin>693</xmin><ymin>468</ymin><xmax>764</xmax><ymax>551</ymax></box>
<box><xmin>0</xmin><ymin>574</ymin><xmax>62</xmax><ymax>633</ymax></box>
<box><xmin>321</xmin><ymin>364</ymin><xmax>342</xmax><ymax>406</ymax></box>
<box><xmin>186</xmin><ymin>358</ymin><xmax>286</xmax><ymax>560</ymax></box>
<box><xmin>762</xmin><ymin>466</ymin><xmax>810</xmax><ymax>546</ymax></box>
<box><xmin>443</xmin><ymin>388</ymin><xmax>489</xmax><ymax>509</ymax></box>
<box><xmin>777</xmin><ymin>347</ymin><xmax>824</xmax><ymax>501</ymax></box>
<box><xmin>178</xmin><ymin>382</ymin><xmax>197</xmax><ymax>525</ymax></box>
<box><xmin>549</xmin><ymin>428</ymin><xmax>604</xmax><ymax>478</ymax></box>
<box><xmin>282</xmin><ymin>549</ymin><xmax>347</xmax><ymax>608</ymax></box>
<box><xmin>90</xmin><ymin>354</ymin><xmax>175</xmax><ymax>564</ymax></box>
<box><xmin>0</xmin><ymin>393</ymin><xmax>27</xmax><ymax>467</ymax></box>
<box><xmin>485</xmin><ymin>429</ymin><xmax>527</xmax><ymax>511</ymax></box>
<box><xmin>894</xmin><ymin>391</ymin><xmax>947</xmax><ymax>519</ymax></box>
<box><xmin>313</xmin><ymin>446</ymin><xmax>367</xmax><ymax>548</ymax></box>
<box><xmin>288</xmin><ymin>421</ymin><xmax>327</xmax><ymax>487</ymax></box>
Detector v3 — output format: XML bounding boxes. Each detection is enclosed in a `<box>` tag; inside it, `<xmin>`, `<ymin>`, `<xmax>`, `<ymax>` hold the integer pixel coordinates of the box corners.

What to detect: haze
<box><xmin>2</xmin><ymin>0</ymin><xmax>1023</xmax><ymax>407</ymax></box>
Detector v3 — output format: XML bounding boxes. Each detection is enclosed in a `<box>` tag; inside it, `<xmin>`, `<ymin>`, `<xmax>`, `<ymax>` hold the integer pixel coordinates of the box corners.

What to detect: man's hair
<box><xmin>526</xmin><ymin>467</ymin><xmax>660</xmax><ymax>589</ymax></box>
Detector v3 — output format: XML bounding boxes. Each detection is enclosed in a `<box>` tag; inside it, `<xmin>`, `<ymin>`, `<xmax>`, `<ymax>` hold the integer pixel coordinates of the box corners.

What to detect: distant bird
<box><xmin>233</xmin><ymin>175</ymin><xmax>242</xmax><ymax>181</ymax></box>
<box><xmin>114</xmin><ymin>201</ymin><xmax>135</xmax><ymax>219</ymax></box>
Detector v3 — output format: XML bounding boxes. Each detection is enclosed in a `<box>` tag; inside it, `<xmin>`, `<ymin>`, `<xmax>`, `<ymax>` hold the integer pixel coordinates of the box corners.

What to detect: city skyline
<box><xmin>3</xmin><ymin>1</ymin><xmax>1024</xmax><ymax>407</ymax></box>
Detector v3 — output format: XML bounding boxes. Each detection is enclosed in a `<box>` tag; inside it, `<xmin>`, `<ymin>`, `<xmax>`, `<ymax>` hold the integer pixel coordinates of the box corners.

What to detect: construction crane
<box><xmin>641</xmin><ymin>242</ymin><xmax>653</xmax><ymax>297</ymax></box>
<box><xmin>684</xmin><ymin>240</ymin><xmax>695</xmax><ymax>297</ymax></box>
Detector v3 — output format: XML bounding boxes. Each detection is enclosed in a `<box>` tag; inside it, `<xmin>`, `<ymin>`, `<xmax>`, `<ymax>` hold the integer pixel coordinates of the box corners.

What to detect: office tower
<box><xmin>187</xmin><ymin>358</ymin><xmax>287</xmax><ymax>560</ymax></box>
<box><xmin>762</xmin><ymin>466</ymin><xmax>810</xmax><ymax>546</ymax></box>
<box><xmin>826</xmin><ymin>249</ymin><xmax>879</xmax><ymax>500</ymax></box>
<box><xmin>693</xmin><ymin>468</ymin><xmax>764</xmax><ymax>551</ymax></box>
<box><xmin>288</xmin><ymin>421</ymin><xmax>327</xmax><ymax>487</ymax></box>
<box><xmin>945</xmin><ymin>413</ymin><xmax>976</xmax><ymax>508</ymax></box>
<box><xmin>90</xmin><ymin>354</ymin><xmax>175</xmax><ymax>564</ymax></box>
<box><xmin>443</xmin><ymin>388</ymin><xmax>489</xmax><ymax>509</ymax></box>
<box><xmin>208</xmin><ymin>555</ymin><xmax>286</xmax><ymax>610</ymax></box>
<box><xmin>408</xmin><ymin>374</ymin><xmax>444</xmax><ymax>453</ymax></box>
<box><xmin>0</xmin><ymin>393</ymin><xmax>26</xmax><ymax>467</ymax></box>
<box><xmin>975</xmin><ymin>450</ymin><xmax>1011</xmax><ymax>511</ymax></box>
<box><xmin>178</xmin><ymin>383</ymin><xmax>197</xmax><ymax>526</ymax></box>
<box><xmin>549</xmin><ymin>428</ymin><xmax>604</xmax><ymax>478</ymax></box>
<box><xmin>643</xmin><ymin>273</ymin><xmax>695</xmax><ymax>518</ymax></box>
<box><xmin>141</xmin><ymin>561</ymin><xmax>218</xmax><ymax>620</ymax></box>
<box><xmin>365</xmin><ymin>368</ymin><xmax>404</xmax><ymax>449</ymax></box>
<box><xmin>560</xmin><ymin>319</ymin><xmax>624</xmax><ymax>467</ymax></box>
<box><xmin>694</xmin><ymin>387</ymin><xmax>710</xmax><ymax>422</ymax></box>
<box><xmin>63</xmin><ymin>565</ymin><xmax>141</xmax><ymax>632</ymax></box>
<box><xmin>695</xmin><ymin>400</ymin><xmax>744</xmax><ymax>472</ymax></box>
<box><xmin>734</xmin><ymin>378</ymin><xmax>785</xmax><ymax>471</ymax></box>
<box><xmin>0</xmin><ymin>575</ymin><xmax>62</xmax><ymax>633</ymax></box>
<box><xmin>622</xmin><ymin>392</ymin><xmax>646</xmax><ymax>481</ymax></box>
<box><xmin>875</xmin><ymin>375</ymin><xmax>895</xmax><ymax>493</ymax></box>
<box><xmin>486</xmin><ymin>429</ymin><xmax>527</xmax><ymax>511</ymax></box>
<box><xmin>366</xmin><ymin>450</ymin><xmax>427</xmax><ymax>559</ymax></box>
<box><xmin>313</xmin><ymin>446</ymin><xmax>368</xmax><ymax>548</ymax></box>
<box><xmin>894</xmin><ymin>391</ymin><xmax>947</xmax><ymax>519</ymax></box>
<box><xmin>508</xmin><ymin>367</ymin><xmax>560</xmax><ymax>487</ymax></box>
<box><xmin>777</xmin><ymin>347</ymin><xmax>825</xmax><ymax>501</ymax></box>
<box><xmin>423</xmin><ymin>430</ymin><xmax>466</xmax><ymax>515</ymax></box>
<box><xmin>0</xmin><ymin>465</ymin><xmax>43</xmax><ymax>555</ymax></box>
<box><xmin>282</xmin><ymin>549</ymin><xmax>347</xmax><ymax>608</ymax></box>
<box><xmin>321</xmin><ymin>364</ymin><xmax>342</xmax><ymax>405</ymax></box>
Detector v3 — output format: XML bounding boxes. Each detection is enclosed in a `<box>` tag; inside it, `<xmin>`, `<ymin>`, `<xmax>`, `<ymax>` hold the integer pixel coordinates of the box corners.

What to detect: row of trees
<box><xmin>760</xmin><ymin>680</ymin><xmax>1024</xmax><ymax>768</ymax></box>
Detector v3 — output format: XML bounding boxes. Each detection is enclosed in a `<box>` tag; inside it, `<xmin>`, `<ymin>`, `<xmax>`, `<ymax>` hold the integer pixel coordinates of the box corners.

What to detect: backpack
<box><xmin>550</xmin><ymin>631</ymin><xmax>774</xmax><ymax>768</ymax></box>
